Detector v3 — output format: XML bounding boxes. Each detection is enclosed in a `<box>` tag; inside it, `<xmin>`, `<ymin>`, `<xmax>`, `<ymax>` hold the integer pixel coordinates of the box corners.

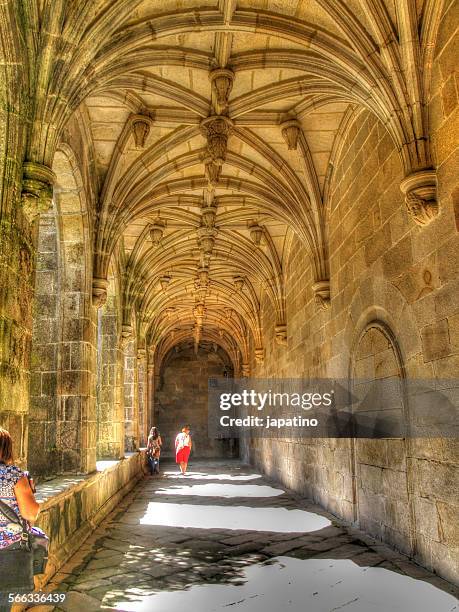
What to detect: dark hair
<box><xmin>149</xmin><ymin>427</ymin><xmax>159</xmax><ymax>439</ymax></box>
<box><xmin>182</xmin><ymin>425</ymin><xmax>191</xmax><ymax>432</ymax></box>
<box><xmin>0</xmin><ymin>428</ymin><xmax>13</xmax><ymax>464</ymax></box>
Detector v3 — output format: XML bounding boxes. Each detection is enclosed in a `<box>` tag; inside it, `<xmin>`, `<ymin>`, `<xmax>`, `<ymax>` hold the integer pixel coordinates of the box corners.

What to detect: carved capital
<box><xmin>254</xmin><ymin>347</ymin><xmax>265</xmax><ymax>364</ymax></box>
<box><xmin>280</xmin><ymin>119</ymin><xmax>301</xmax><ymax>150</ymax></box>
<box><xmin>275</xmin><ymin>323</ymin><xmax>287</xmax><ymax>345</ymax></box>
<box><xmin>241</xmin><ymin>363</ymin><xmax>250</xmax><ymax>377</ymax></box>
<box><xmin>92</xmin><ymin>277</ymin><xmax>109</xmax><ymax>308</ymax></box>
<box><xmin>400</xmin><ymin>169</ymin><xmax>438</xmax><ymax>226</ymax></box>
<box><xmin>209</xmin><ymin>68</ymin><xmax>235</xmax><ymax>114</ymax></box>
<box><xmin>312</xmin><ymin>280</ymin><xmax>330</xmax><ymax>310</ymax></box>
<box><xmin>21</xmin><ymin>162</ymin><xmax>56</xmax><ymax>222</ymax></box>
<box><xmin>121</xmin><ymin>324</ymin><xmax>133</xmax><ymax>345</ymax></box>
<box><xmin>200</xmin><ymin>115</ymin><xmax>234</xmax><ymax>164</ymax></box>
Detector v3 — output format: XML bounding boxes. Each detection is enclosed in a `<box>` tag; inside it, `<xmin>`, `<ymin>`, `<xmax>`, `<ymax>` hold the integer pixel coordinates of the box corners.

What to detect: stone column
<box><xmin>137</xmin><ymin>349</ymin><xmax>148</xmax><ymax>447</ymax></box>
<box><xmin>123</xmin><ymin>339</ymin><xmax>139</xmax><ymax>451</ymax></box>
<box><xmin>0</xmin><ymin>161</ymin><xmax>54</xmax><ymax>468</ymax></box>
<box><xmin>146</xmin><ymin>359</ymin><xmax>155</xmax><ymax>430</ymax></box>
<box><xmin>96</xmin><ymin>298</ymin><xmax>124</xmax><ymax>460</ymax></box>
<box><xmin>58</xmin><ymin>297</ymin><xmax>98</xmax><ymax>474</ymax></box>
<box><xmin>28</xmin><ymin>211</ymin><xmax>60</xmax><ymax>476</ymax></box>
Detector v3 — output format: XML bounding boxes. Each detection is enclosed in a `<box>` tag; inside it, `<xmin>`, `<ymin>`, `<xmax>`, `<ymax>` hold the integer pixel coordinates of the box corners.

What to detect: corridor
<box><xmin>46</xmin><ymin>460</ymin><xmax>458</xmax><ymax>612</ymax></box>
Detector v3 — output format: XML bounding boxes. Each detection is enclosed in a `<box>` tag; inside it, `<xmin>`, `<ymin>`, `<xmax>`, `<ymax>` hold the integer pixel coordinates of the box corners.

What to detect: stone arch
<box><xmin>344</xmin><ymin>276</ymin><xmax>419</xmax><ymax>556</ymax></box>
<box><xmin>154</xmin><ymin>340</ymin><xmax>236</xmax><ymax>459</ymax></box>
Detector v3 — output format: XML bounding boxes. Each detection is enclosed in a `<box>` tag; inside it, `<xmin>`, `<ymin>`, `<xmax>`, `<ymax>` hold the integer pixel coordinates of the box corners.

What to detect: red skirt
<box><xmin>176</xmin><ymin>446</ymin><xmax>191</xmax><ymax>463</ymax></box>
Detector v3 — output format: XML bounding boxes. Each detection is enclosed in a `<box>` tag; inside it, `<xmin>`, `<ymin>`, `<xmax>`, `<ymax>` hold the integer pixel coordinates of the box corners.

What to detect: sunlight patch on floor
<box><xmin>110</xmin><ymin>556</ymin><xmax>458</xmax><ymax>612</ymax></box>
<box><xmin>155</xmin><ymin>483</ymin><xmax>284</xmax><ymax>498</ymax></box>
<box><xmin>139</xmin><ymin>503</ymin><xmax>331</xmax><ymax>532</ymax></box>
<box><xmin>162</xmin><ymin>471</ymin><xmax>262</xmax><ymax>481</ymax></box>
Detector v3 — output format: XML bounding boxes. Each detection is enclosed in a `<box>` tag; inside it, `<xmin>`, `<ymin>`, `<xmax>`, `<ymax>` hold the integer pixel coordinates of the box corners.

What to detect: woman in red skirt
<box><xmin>175</xmin><ymin>425</ymin><xmax>192</xmax><ymax>475</ymax></box>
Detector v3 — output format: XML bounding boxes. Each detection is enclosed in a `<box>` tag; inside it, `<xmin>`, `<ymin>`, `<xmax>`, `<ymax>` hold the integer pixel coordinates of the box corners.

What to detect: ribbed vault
<box><xmin>23</xmin><ymin>0</ymin><xmax>441</xmax><ymax>375</ymax></box>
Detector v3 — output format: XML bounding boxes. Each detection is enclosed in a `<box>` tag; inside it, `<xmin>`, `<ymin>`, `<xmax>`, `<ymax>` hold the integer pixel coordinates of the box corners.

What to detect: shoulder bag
<box><xmin>0</xmin><ymin>500</ymin><xmax>49</xmax><ymax>592</ymax></box>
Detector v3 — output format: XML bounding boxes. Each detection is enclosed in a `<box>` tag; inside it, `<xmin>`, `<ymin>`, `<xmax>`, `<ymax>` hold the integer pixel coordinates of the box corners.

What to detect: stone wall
<box><xmin>155</xmin><ymin>345</ymin><xmax>236</xmax><ymax>459</ymax></box>
<box><xmin>247</xmin><ymin>5</ymin><xmax>459</xmax><ymax>583</ymax></box>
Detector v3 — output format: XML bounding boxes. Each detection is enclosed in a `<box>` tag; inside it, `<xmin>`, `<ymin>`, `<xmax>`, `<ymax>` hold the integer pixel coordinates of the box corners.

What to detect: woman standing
<box><xmin>146</xmin><ymin>427</ymin><xmax>162</xmax><ymax>475</ymax></box>
<box><xmin>175</xmin><ymin>425</ymin><xmax>192</xmax><ymax>475</ymax></box>
<box><xmin>0</xmin><ymin>428</ymin><xmax>41</xmax><ymax>611</ymax></box>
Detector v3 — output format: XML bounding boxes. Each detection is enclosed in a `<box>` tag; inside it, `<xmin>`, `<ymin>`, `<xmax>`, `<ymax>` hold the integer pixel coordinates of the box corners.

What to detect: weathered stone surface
<box><xmin>42</xmin><ymin>461</ymin><xmax>459</xmax><ymax>609</ymax></box>
<box><xmin>0</xmin><ymin>0</ymin><xmax>456</xmax><ymax>593</ymax></box>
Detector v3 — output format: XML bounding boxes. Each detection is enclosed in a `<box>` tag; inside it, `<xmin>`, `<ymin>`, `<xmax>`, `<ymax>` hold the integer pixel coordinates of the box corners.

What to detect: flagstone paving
<box><xmin>39</xmin><ymin>460</ymin><xmax>458</xmax><ymax>612</ymax></box>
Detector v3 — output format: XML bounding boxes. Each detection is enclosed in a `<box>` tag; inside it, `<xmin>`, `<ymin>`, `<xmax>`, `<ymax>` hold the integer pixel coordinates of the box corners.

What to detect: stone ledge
<box><xmin>33</xmin><ymin>451</ymin><xmax>147</xmax><ymax>590</ymax></box>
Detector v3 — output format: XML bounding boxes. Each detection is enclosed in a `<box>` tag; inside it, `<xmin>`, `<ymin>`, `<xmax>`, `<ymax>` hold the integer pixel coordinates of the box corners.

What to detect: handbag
<box><xmin>0</xmin><ymin>499</ymin><xmax>49</xmax><ymax>588</ymax></box>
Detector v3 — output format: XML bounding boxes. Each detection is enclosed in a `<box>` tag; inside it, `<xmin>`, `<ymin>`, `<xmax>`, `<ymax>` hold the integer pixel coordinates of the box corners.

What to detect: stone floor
<box><xmin>40</xmin><ymin>460</ymin><xmax>457</xmax><ymax>611</ymax></box>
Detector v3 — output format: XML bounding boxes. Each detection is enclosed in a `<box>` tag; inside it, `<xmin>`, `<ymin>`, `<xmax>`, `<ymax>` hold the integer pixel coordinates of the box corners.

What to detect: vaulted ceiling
<box><xmin>59</xmin><ymin>0</ymin><xmax>439</xmax><ymax>372</ymax></box>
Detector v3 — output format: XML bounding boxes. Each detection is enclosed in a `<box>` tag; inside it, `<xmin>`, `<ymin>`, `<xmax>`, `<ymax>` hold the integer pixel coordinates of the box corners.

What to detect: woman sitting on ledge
<box><xmin>0</xmin><ymin>428</ymin><xmax>40</xmax><ymax>610</ymax></box>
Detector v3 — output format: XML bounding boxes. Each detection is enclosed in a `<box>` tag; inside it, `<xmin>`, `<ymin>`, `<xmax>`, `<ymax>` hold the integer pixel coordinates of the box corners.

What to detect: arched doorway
<box><xmin>155</xmin><ymin>341</ymin><xmax>236</xmax><ymax>459</ymax></box>
<box><xmin>351</xmin><ymin>322</ymin><xmax>414</xmax><ymax>555</ymax></box>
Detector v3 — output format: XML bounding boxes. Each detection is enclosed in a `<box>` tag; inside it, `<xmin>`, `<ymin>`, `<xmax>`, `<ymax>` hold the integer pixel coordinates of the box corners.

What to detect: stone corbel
<box><xmin>21</xmin><ymin>162</ymin><xmax>56</xmax><ymax>222</ymax></box>
<box><xmin>121</xmin><ymin>324</ymin><xmax>133</xmax><ymax>346</ymax></box>
<box><xmin>312</xmin><ymin>280</ymin><xmax>330</xmax><ymax>310</ymax></box>
<box><xmin>275</xmin><ymin>323</ymin><xmax>287</xmax><ymax>345</ymax></box>
<box><xmin>92</xmin><ymin>277</ymin><xmax>109</xmax><ymax>308</ymax></box>
<box><xmin>400</xmin><ymin>169</ymin><xmax>438</xmax><ymax>226</ymax></box>
<box><xmin>241</xmin><ymin>363</ymin><xmax>250</xmax><ymax>377</ymax></box>
<box><xmin>280</xmin><ymin>119</ymin><xmax>301</xmax><ymax>150</ymax></box>
<box><xmin>131</xmin><ymin>114</ymin><xmax>153</xmax><ymax>149</ymax></box>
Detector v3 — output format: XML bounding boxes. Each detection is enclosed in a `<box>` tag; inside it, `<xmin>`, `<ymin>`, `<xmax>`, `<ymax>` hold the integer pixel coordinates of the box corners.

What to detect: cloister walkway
<box><xmin>45</xmin><ymin>461</ymin><xmax>458</xmax><ymax>612</ymax></box>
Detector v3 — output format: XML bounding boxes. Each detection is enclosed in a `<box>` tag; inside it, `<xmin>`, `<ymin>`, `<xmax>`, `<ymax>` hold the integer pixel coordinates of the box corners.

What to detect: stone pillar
<box><xmin>96</xmin><ymin>302</ymin><xmax>124</xmax><ymax>459</ymax></box>
<box><xmin>58</xmin><ymin>296</ymin><xmax>97</xmax><ymax>474</ymax></box>
<box><xmin>28</xmin><ymin>211</ymin><xmax>60</xmax><ymax>476</ymax></box>
<box><xmin>137</xmin><ymin>349</ymin><xmax>148</xmax><ymax>447</ymax></box>
<box><xmin>147</xmin><ymin>359</ymin><xmax>155</xmax><ymax>430</ymax></box>
<box><xmin>123</xmin><ymin>339</ymin><xmax>138</xmax><ymax>451</ymax></box>
<box><xmin>0</xmin><ymin>161</ymin><xmax>54</xmax><ymax>469</ymax></box>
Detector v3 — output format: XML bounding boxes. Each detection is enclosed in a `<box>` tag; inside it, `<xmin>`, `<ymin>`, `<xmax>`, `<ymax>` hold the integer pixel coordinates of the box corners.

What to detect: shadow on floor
<box><xmin>47</xmin><ymin>460</ymin><xmax>458</xmax><ymax>612</ymax></box>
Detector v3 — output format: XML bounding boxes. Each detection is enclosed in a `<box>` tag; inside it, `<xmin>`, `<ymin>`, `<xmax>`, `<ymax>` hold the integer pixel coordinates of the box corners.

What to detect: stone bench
<box><xmin>33</xmin><ymin>451</ymin><xmax>147</xmax><ymax>589</ymax></box>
